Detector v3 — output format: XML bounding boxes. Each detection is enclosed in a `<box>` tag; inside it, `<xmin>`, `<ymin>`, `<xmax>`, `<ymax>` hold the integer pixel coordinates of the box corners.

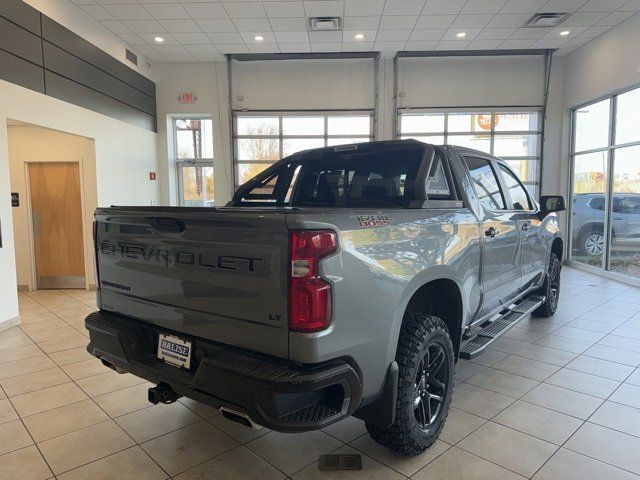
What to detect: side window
<box><xmin>463</xmin><ymin>156</ymin><xmax>506</xmax><ymax>210</ymax></box>
<box><xmin>425</xmin><ymin>155</ymin><xmax>452</xmax><ymax>199</ymax></box>
<box><xmin>499</xmin><ymin>164</ymin><xmax>532</xmax><ymax>211</ymax></box>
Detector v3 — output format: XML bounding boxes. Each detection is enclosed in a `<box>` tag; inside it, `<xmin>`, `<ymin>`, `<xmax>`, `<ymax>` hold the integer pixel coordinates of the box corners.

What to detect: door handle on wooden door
<box><xmin>32</xmin><ymin>212</ymin><xmax>41</xmax><ymax>238</ymax></box>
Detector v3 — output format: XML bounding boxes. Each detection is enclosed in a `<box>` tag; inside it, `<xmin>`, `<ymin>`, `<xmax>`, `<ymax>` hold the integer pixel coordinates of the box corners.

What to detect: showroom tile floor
<box><xmin>1</xmin><ymin>267</ymin><xmax>640</xmax><ymax>479</ymax></box>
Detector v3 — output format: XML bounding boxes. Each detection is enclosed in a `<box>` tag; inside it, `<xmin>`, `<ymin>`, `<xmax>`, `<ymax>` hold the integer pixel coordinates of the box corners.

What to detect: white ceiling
<box><xmin>69</xmin><ymin>0</ymin><xmax>640</xmax><ymax>62</ymax></box>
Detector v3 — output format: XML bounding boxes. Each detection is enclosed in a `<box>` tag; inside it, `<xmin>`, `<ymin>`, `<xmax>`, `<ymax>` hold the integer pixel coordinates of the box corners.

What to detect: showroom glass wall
<box><xmin>233</xmin><ymin>111</ymin><xmax>373</xmax><ymax>187</ymax></box>
<box><xmin>174</xmin><ymin>117</ymin><xmax>215</xmax><ymax>206</ymax></box>
<box><xmin>398</xmin><ymin>109</ymin><xmax>541</xmax><ymax>196</ymax></box>
<box><xmin>569</xmin><ymin>86</ymin><xmax>640</xmax><ymax>280</ymax></box>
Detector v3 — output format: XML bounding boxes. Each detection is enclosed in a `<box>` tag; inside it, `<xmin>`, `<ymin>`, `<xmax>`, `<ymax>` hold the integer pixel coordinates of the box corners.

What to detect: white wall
<box><xmin>8</xmin><ymin>125</ymin><xmax>98</xmax><ymax>289</ymax></box>
<box><xmin>0</xmin><ymin>79</ymin><xmax>160</xmax><ymax>329</ymax></box>
<box><xmin>24</xmin><ymin>0</ymin><xmax>154</xmax><ymax>79</ymax></box>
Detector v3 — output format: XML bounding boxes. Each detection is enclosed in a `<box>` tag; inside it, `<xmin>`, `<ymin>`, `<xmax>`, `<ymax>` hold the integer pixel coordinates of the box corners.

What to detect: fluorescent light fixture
<box><xmin>354</xmin><ymin>33</ymin><xmax>364</xmax><ymax>40</ymax></box>
<box><xmin>456</xmin><ymin>32</ymin><xmax>466</xmax><ymax>38</ymax></box>
<box><xmin>254</xmin><ymin>35</ymin><xmax>264</xmax><ymax>41</ymax></box>
<box><xmin>560</xmin><ymin>30</ymin><xmax>570</xmax><ymax>36</ymax></box>
<box><xmin>154</xmin><ymin>36</ymin><xmax>164</xmax><ymax>43</ymax></box>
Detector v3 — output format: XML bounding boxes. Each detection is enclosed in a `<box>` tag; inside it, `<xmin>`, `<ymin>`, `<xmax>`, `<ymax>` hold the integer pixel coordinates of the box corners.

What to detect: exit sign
<box><xmin>178</xmin><ymin>92</ymin><xmax>197</xmax><ymax>104</ymax></box>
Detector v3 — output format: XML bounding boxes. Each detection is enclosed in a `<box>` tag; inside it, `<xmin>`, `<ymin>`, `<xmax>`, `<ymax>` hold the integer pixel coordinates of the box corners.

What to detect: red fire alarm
<box><xmin>149</xmin><ymin>172</ymin><xmax>156</xmax><ymax>181</ymax></box>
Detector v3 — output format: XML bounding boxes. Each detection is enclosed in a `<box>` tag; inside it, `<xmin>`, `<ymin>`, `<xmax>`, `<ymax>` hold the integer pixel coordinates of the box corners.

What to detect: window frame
<box><xmin>397</xmin><ymin>107</ymin><xmax>542</xmax><ymax>195</ymax></box>
<box><xmin>172</xmin><ymin>116</ymin><xmax>214</xmax><ymax>207</ymax></box>
<box><xmin>460</xmin><ymin>154</ymin><xmax>508</xmax><ymax>213</ymax></box>
<box><xmin>233</xmin><ymin>110</ymin><xmax>374</xmax><ymax>188</ymax></box>
<box><xmin>496</xmin><ymin>162</ymin><xmax>534</xmax><ymax>211</ymax></box>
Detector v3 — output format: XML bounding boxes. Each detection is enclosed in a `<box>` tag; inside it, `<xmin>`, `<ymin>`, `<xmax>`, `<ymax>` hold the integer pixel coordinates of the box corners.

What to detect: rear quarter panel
<box><xmin>287</xmin><ymin>208</ymin><xmax>481</xmax><ymax>398</ymax></box>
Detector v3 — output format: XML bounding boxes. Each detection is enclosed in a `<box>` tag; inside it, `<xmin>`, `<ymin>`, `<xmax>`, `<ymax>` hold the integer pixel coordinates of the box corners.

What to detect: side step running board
<box><xmin>459</xmin><ymin>295</ymin><xmax>545</xmax><ymax>360</ymax></box>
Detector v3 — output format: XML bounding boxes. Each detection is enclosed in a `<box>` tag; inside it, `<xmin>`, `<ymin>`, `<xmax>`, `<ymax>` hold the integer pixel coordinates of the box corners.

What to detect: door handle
<box><xmin>485</xmin><ymin>226</ymin><xmax>498</xmax><ymax>238</ymax></box>
<box><xmin>522</xmin><ymin>222</ymin><xmax>531</xmax><ymax>232</ymax></box>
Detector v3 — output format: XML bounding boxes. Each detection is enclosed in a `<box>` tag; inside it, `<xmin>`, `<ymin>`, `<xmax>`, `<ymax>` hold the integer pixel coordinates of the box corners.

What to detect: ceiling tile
<box><xmin>468</xmin><ymin>38</ymin><xmax>503</xmax><ymax>48</ymax></box>
<box><xmin>619</xmin><ymin>0</ymin><xmax>640</xmax><ymax>11</ymax></box>
<box><xmin>544</xmin><ymin>25</ymin><xmax>587</xmax><ymax>36</ymax></box>
<box><xmin>193</xmin><ymin>53</ymin><xmax>226</xmax><ymax>61</ymax></box>
<box><xmin>241</xmin><ymin>31</ymin><xmax>277</xmax><ymax>42</ymax></box>
<box><xmin>562</xmin><ymin>36</ymin><xmax>592</xmax><ymax>47</ymax></box>
<box><xmin>223</xmin><ymin>2</ymin><xmax>267</xmax><ymax>18</ymax></box>
<box><xmin>409</xmin><ymin>28</ymin><xmax>447</xmax><ymax>40</ymax></box>
<box><xmin>578</xmin><ymin>24</ymin><xmax>612</xmax><ymax>36</ymax></box>
<box><xmin>500</xmin><ymin>0</ymin><xmax>547</xmax><ymax>13</ymax></box>
<box><xmin>487</xmin><ymin>13</ymin><xmax>532</xmax><ymax>26</ymax></box>
<box><xmin>344</xmin><ymin>0</ymin><xmax>385</xmax><ymax>16</ymax></box>
<box><xmin>121</xmin><ymin>19</ymin><xmax>164</xmax><ymax>33</ymax></box>
<box><xmin>182</xmin><ymin>3</ymin><xmax>229</xmax><ymax>18</ymax></box>
<box><xmin>233</xmin><ymin>18</ymin><xmax>272</xmax><ymax>31</ymax></box>
<box><xmin>539</xmin><ymin>0</ymin><xmax>589</xmax><ymax>12</ymax></box>
<box><xmin>414</xmin><ymin>14</ymin><xmax>456</xmax><ymax>28</ymax></box>
<box><xmin>73</xmin><ymin>0</ymin><xmax>98</xmax><ymax>4</ymax></box>
<box><xmin>562</xmin><ymin>11</ymin><xmax>609</xmax><ymax>25</ymax></box>
<box><xmin>264</xmin><ymin>2</ymin><xmax>305</xmax><ymax>17</ymax></box>
<box><xmin>159</xmin><ymin>19</ymin><xmax>201</xmax><ymax>32</ymax></box>
<box><xmin>206</xmin><ymin>32</ymin><xmax>245</xmax><ymax>43</ymax></box>
<box><xmin>303</xmin><ymin>0</ymin><xmax>343</xmax><ymax>17</ymax></box>
<box><xmin>172</xmin><ymin>32</ymin><xmax>211</xmax><ymax>44</ymax></box>
<box><xmin>79</xmin><ymin>5</ymin><xmax>115</xmax><ymax>20</ymax></box>
<box><xmin>374</xmin><ymin>40</ymin><xmax>407</xmax><ymax>50</ymax></box>
<box><xmin>308</xmin><ymin>30</ymin><xmax>342</xmax><ymax>42</ymax></box>
<box><xmin>342</xmin><ymin>29</ymin><xmax>377</xmax><ymax>41</ymax></box>
<box><xmin>436</xmin><ymin>39</ymin><xmax>470</xmax><ymax>49</ymax></box>
<box><xmin>274</xmin><ymin>31</ymin><xmax>309</xmax><ymax>42</ymax></box>
<box><xmin>405</xmin><ymin>40</ymin><xmax>438</xmax><ymax>49</ymax></box>
<box><xmin>597</xmin><ymin>11</ymin><xmax>635</xmax><ymax>25</ymax></box>
<box><xmin>450</xmin><ymin>14</ymin><xmax>494</xmax><ymax>28</ymax></box>
<box><xmin>103</xmin><ymin>4</ymin><xmax>153</xmax><ymax>20</ymax></box>
<box><xmin>119</xmin><ymin>33</ymin><xmax>146</xmax><ymax>46</ymax></box>
<box><xmin>101</xmin><ymin>20</ymin><xmax>132</xmax><ymax>34</ymax></box>
<box><xmin>498</xmin><ymin>38</ymin><xmax>535</xmax><ymax>47</ymax></box>
<box><xmin>375</xmin><ymin>29</ymin><xmax>412</xmax><ymax>41</ymax></box>
<box><xmin>278</xmin><ymin>42</ymin><xmax>311</xmax><ymax>52</ymax></box>
<box><xmin>310</xmin><ymin>42</ymin><xmax>342</xmax><ymax>52</ymax></box>
<box><xmin>343</xmin><ymin>16</ymin><xmax>381</xmax><ymax>29</ymax></box>
<box><xmin>379</xmin><ymin>15</ymin><xmax>417</xmax><ymax>29</ymax></box>
<box><xmin>342</xmin><ymin>40</ymin><xmax>374</xmax><ymax>50</ymax></box>
<box><xmin>138</xmin><ymin>0</ymin><xmax>180</xmax><ymax>4</ymax></box>
<box><xmin>508</xmin><ymin>26</ymin><xmax>551</xmax><ymax>38</ymax></box>
<box><xmin>579</xmin><ymin>0</ymin><xmax>627</xmax><ymax>11</ymax></box>
<box><xmin>196</xmin><ymin>19</ymin><xmax>237</xmax><ymax>32</ymax></box>
<box><xmin>216</xmin><ymin>43</ymin><xmax>249</xmax><ymax>53</ymax></box>
<box><xmin>530</xmin><ymin>37</ymin><xmax>568</xmax><ymax>47</ymax></box>
<box><xmin>139</xmin><ymin>33</ymin><xmax>179</xmax><ymax>45</ymax></box>
<box><xmin>461</xmin><ymin>0</ymin><xmax>509</xmax><ymax>14</ymax></box>
<box><xmin>185</xmin><ymin>44</ymin><xmax>219</xmax><ymax>55</ymax></box>
<box><xmin>383</xmin><ymin>0</ymin><xmax>427</xmax><ymax>15</ymax></box>
<box><xmin>269</xmin><ymin>17</ymin><xmax>307</xmax><ymax>31</ymax></box>
<box><xmin>476</xmin><ymin>27</ymin><xmax>518</xmax><ymax>39</ymax></box>
<box><xmin>143</xmin><ymin>3</ymin><xmax>191</xmax><ymax>20</ymax></box>
<box><xmin>443</xmin><ymin>28</ymin><xmax>481</xmax><ymax>40</ymax></box>
<box><xmin>423</xmin><ymin>0</ymin><xmax>466</xmax><ymax>15</ymax></box>
<box><xmin>248</xmin><ymin>44</ymin><xmax>280</xmax><ymax>53</ymax></box>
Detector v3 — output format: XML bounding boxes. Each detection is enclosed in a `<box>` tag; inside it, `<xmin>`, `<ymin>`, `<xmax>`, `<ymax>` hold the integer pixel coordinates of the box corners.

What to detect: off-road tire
<box><xmin>532</xmin><ymin>252</ymin><xmax>561</xmax><ymax>317</ymax></box>
<box><xmin>365</xmin><ymin>312</ymin><xmax>454</xmax><ymax>455</ymax></box>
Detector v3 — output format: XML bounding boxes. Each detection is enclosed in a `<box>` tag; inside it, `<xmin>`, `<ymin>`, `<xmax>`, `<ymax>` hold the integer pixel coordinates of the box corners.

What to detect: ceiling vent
<box><xmin>309</xmin><ymin>17</ymin><xmax>341</xmax><ymax>31</ymax></box>
<box><xmin>524</xmin><ymin>12</ymin><xmax>569</xmax><ymax>28</ymax></box>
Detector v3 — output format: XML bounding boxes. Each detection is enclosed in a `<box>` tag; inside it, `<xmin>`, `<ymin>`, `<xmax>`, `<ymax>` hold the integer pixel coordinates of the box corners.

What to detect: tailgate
<box><xmin>95</xmin><ymin>207</ymin><xmax>289</xmax><ymax>358</ymax></box>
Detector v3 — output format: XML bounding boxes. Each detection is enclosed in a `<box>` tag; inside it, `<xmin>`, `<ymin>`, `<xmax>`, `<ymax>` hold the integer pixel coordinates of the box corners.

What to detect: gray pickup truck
<box><xmin>86</xmin><ymin>140</ymin><xmax>565</xmax><ymax>455</ymax></box>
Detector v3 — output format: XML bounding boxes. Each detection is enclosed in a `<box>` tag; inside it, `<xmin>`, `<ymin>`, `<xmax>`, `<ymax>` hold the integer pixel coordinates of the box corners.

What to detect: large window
<box><xmin>570</xmin><ymin>86</ymin><xmax>640</xmax><ymax>280</ymax></box>
<box><xmin>174</xmin><ymin>118</ymin><xmax>214</xmax><ymax>207</ymax></box>
<box><xmin>233</xmin><ymin>112</ymin><xmax>373</xmax><ymax>187</ymax></box>
<box><xmin>399</xmin><ymin>110</ymin><xmax>541</xmax><ymax>196</ymax></box>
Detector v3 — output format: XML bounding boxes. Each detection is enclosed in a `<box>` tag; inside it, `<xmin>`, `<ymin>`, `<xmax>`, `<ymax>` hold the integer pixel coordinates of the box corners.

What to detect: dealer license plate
<box><xmin>157</xmin><ymin>333</ymin><xmax>192</xmax><ymax>369</ymax></box>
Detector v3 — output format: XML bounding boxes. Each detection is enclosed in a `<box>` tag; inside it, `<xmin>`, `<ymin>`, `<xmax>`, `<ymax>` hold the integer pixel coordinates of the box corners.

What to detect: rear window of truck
<box><xmin>235</xmin><ymin>146</ymin><xmax>452</xmax><ymax>208</ymax></box>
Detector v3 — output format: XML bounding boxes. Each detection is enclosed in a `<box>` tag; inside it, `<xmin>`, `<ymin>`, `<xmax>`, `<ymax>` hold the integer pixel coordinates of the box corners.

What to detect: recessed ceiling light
<box><xmin>254</xmin><ymin>35</ymin><xmax>264</xmax><ymax>41</ymax></box>
<box><xmin>456</xmin><ymin>32</ymin><xmax>466</xmax><ymax>38</ymax></box>
<box><xmin>354</xmin><ymin>33</ymin><xmax>364</xmax><ymax>40</ymax></box>
<box><xmin>560</xmin><ymin>30</ymin><xmax>570</xmax><ymax>36</ymax></box>
<box><xmin>154</xmin><ymin>36</ymin><xmax>164</xmax><ymax>43</ymax></box>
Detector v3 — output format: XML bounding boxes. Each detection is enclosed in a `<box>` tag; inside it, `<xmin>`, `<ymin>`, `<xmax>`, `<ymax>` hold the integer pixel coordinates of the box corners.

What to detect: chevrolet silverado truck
<box><xmin>85</xmin><ymin>140</ymin><xmax>565</xmax><ymax>455</ymax></box>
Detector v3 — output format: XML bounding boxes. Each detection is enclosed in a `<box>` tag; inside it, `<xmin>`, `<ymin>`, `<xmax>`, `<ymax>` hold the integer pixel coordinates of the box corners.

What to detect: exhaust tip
<box><xmin>220</xmin><ymin>407</ymin><xmax>261</xmax><ymax>430</ymax></box>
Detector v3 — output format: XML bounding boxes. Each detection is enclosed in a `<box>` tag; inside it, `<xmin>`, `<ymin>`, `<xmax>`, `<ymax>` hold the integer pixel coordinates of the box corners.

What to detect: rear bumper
<box><xmin>85</xmin><ymin>310</ymin><xmax>362</xmax><ymax>432</ymax></box>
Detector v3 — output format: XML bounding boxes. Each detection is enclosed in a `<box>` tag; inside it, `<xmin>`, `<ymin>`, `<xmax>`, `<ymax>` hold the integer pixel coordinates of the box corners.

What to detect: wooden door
<box><xmin>29</xmin><ymin>162</ymin><xmax>85</xmax><ymax>289</ymax></box>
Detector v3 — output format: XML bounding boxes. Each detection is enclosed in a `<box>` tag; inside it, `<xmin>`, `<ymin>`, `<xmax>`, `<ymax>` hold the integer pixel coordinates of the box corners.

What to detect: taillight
<box><xmin>289</xmin><ymin>230</ymin><xmax>337</xmax><ymax>333</ymax></box>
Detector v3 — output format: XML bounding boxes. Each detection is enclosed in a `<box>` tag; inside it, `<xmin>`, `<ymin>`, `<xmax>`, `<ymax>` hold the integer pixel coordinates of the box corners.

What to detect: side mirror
<box><xmin>540</xmin><ymin>195</ymin><xmax>566</xmax><ymax>213</ymax></box>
